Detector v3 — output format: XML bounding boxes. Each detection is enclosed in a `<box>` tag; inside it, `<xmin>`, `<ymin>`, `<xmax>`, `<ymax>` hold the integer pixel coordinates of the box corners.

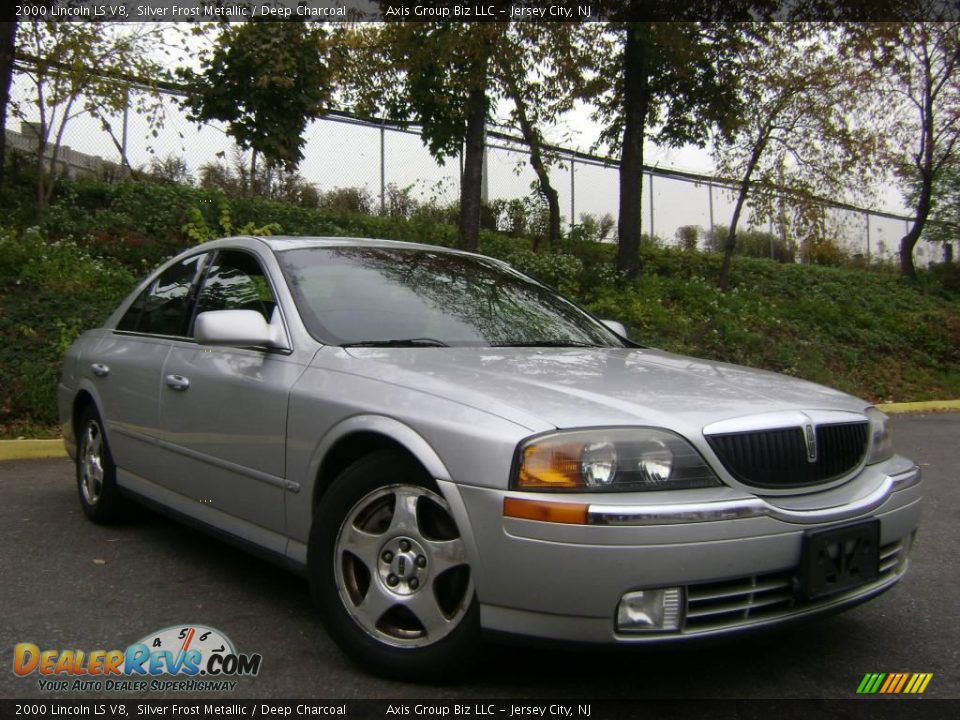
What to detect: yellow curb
<box><xmin>0</xmin><ymin>439</ymin><xmax>67</xmax><ymax>461</ymax></box>
<box><xmin>877</xmin><ymin>400</ymin><xmax>960</xmax><ymax>414</ymax></box>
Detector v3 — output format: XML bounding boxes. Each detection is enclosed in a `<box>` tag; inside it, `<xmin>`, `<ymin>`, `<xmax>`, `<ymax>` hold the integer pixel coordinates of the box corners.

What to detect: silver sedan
<box><xmin>58</xmin><ymin>236</ymin><xmax>922</xmax><ymax>679</ymax></box>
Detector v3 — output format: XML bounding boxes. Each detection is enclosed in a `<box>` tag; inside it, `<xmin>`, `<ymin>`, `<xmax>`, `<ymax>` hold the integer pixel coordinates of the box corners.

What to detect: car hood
<box><xmin>322</xmin><ymin>346</ymin><xmax>868</xmax><ymax>436</ymax></box>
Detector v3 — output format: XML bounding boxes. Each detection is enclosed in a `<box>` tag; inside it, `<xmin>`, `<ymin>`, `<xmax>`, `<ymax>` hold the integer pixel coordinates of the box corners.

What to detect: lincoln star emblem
<box><xmin>803</xmin><ymin>421</ymin><xmax>818</xmax><ymax>463</ymax></box>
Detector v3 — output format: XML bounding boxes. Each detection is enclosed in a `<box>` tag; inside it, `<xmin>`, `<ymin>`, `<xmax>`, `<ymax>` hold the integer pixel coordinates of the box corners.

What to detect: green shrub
<box><xmin>705</xmin><ymin>225</ymin><xmax>796</xmax><ymax>263</ymax></box>
<box><xmin>0</xmin><ymin>227</ymin><xmax>137</xmax><ymax>427</ymax></box>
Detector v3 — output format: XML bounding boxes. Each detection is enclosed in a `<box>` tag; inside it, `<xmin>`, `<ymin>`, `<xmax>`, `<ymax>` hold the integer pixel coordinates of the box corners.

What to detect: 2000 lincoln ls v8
<box><xmin>59</xmin><ymin>236</ymin><xmax>921</xmax><ymax>679</ymax></box>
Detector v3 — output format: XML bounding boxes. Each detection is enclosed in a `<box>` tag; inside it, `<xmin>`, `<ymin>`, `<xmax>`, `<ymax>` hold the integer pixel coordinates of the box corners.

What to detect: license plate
<box><xmin>801</xmin><ymin>520</ymin><xmax>880</xmax><ymax>599</ymax></box>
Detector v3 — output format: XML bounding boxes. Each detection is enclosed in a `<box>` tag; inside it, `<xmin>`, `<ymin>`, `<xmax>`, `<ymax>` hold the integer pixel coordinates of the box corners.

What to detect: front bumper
<box><xmin>440</xmin><ymin>458</ymin><xmax>922</xmax><ymax>644</ymax></box>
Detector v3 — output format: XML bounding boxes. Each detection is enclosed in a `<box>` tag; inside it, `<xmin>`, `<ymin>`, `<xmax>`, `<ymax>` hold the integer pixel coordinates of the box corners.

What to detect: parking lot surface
<box><xmin>1</xmin><ymin>414</ymin><xmax>957</xmax><ymax>699</ymax></box>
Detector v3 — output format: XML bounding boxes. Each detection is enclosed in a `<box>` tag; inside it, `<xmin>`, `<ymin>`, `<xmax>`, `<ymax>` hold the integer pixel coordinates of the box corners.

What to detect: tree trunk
<box><xmin>617</xmin><ymin>24</ymin><xmax>648</xmax><ymax>279</ymax></box>
<box><xmin>34</xmin><ymin>120</ymin><xmax>46</xmax><ymax>211</ymax></box>
<box><xmin>899</xmin><ymin>173</ymin><xmax>932</xmax><ymax>281</ymax></box>
<box><xmin>0</xmin><ymin>19</ymin><xmax>16</xmax><ymax>194</ymax></box>
<box><xmin>504</xmin><ymin>75</ymin><xmax>560</xmax><ymax>251</ymax></box>
<box><xmin>900</xmin><ymin>48</ymin><xmax>937</xmax><ymax>280</ymax></box>
<box><xmin>459</xmin><ymin>78</ymin><xmax>488</xmax><ymax>253</ymax></box>
<box><xmin>719</xmin><ymin>135</ymin><xmax>767</xmax><ymax>292</ymax></box>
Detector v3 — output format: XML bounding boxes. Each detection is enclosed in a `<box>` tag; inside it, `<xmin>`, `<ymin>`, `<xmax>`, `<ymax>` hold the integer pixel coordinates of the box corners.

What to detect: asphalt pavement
<box><xmin>1</xmin><ymin>413</ymin><xmax>957</xmax><ymax>700</ymax></box>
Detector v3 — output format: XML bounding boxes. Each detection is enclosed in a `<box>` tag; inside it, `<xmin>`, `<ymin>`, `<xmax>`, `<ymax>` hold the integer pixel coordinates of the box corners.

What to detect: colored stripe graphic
<box><xmin>856</xmin><ymin>673</ymin><xmax>885</xmax><ymax>694</ymax></box>
<box><xmin>856</xmin><ymin>673</ymin><xmax>933</xmax><ymax>694</ymax></box>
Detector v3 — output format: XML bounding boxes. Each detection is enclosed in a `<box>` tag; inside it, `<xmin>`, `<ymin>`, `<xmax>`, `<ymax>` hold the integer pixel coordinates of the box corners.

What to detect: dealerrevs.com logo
<box><xmin>13</xmin><ymin>625</ymin><xmax>262</xmax><ymax>693</ymax></box>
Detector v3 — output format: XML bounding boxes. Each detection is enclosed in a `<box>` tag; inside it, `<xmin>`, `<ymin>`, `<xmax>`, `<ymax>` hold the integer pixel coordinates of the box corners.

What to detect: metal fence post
<box><xmin>865</xmin><ymin>211</ymin><xmax>871</xmax><ymax>260</ymax></box>
<box><xmin>708</xmin><ymin>181</ymin><xmax>714</xmax><ymax>233</ymax></box>
<box><xmin>121</xmin><ymin>86</ymin><xmax>129</xmax><ymax>174</ymax></box>
<box><xmin>379</xmin><ymin>123</ymin><xmax>386</xmax><ymax>215</ymax></box>
<box><xmin>570</xmin><ymin>152</ymin><xmax>575</xmax><ymax>230</ymax></box>
<box><xmin>481</xmin><ymin>124</ymin><xmax>489</xmax><ymax>205</ymax></box>
<box><xmin>648</xmin><ymin>171</ymin><xmax>654</xmax><ymax>239</ymax></box>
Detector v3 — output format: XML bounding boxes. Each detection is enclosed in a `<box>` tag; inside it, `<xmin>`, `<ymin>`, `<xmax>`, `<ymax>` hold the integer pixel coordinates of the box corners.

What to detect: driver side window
<box><xmin>193</xmin><ymin>251</ymin><xmax>277</xmax><ymax>330</ymax></box>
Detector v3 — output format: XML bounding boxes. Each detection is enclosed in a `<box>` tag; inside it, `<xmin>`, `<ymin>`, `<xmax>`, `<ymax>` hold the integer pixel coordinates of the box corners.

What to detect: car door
<box><xmin>157</xmin><ymin>249</ymin><xmax>302</xmax><ymax>549</ymax></box>
<box><xmin>90</xmin><ymin>252</ymin><xmax>209</xmax><ymax>484</ymax></box>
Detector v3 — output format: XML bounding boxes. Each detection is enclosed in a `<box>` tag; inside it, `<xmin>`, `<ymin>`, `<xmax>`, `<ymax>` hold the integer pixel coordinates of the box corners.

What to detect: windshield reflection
<box><xmin>278</xmin><ymin>246</ymin><xmax>624</xmax><ymax>348</ymax></box>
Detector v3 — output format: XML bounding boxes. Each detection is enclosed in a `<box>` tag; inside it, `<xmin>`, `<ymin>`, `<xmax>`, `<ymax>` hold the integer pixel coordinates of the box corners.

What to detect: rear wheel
<box><xmin>309</xmin><ymin>450</ymin><xmax>479</xmax><ymax>680</ymax></box>
<box><xmin>75</xmin><ymin>406</ymin><xmax>123</xmax><ymax>524</ymax></box>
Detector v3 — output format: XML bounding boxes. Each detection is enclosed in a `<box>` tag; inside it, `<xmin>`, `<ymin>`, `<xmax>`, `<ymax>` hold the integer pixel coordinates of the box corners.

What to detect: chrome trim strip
<box><xmin>110</xmin><ymin>425</ymin><xmax>301</xmax><ymax>493</ymax></box>
<box><xmin>588</xmin><ymin>466</ymin><xmax>920</xmax><ymax>526</ymax></box>
<box><xmin>889</xmin><ymin>465</ymin><xmax>922</xmax><ymax>490</ymax></box>
<box><xmin>702</xmin><ymin>410</ymin><xmax>866</xmax><ymax>436</ymax></box>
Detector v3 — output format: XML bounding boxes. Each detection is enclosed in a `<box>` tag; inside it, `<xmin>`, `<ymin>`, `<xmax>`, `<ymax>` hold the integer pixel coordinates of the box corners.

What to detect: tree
<box><xmin>0</xmin><ymin>15</ymin><xmax>17</xmax><ymax>194</ymax></box>
<box><xmin>861</xmin><ymin>17</ymin><xmax>960</xmax><ymax>279</ymax></box>
<box><xmin>342</xmin><ymin>18</ymin><xmax>508</xmax><ymax>252</ymax></box>
<box><xmin>712</xmin><ymin>24</ymin><xmax>877</xmax><ymax>290</ymax></box>
<box><xmin>346</xmin><ymin>14</ymin><xmax>593</xmax><ymax>254</ymax></box>
<box><xmin>493</xmin><ymin>24</ymin><xmax>596</xmax><ymax>251</ymax></box>
<box><xmin>922</xmin><ymin>158</ymin><xmax>960</xmax><ymax>261</ymax></box>
<box><xmin>11</xmin><ymin>22</ymin><xmax>168</xmax><ymax>208</ymax></box>
<box><xmin>587</xmin><ymin>9</ymin><xmax>764</xmax><ymax>278</ymax></box>
<box><xmin>345</xmin><ymin>14</ymin><xmax>602</xmax><ymax>254</ymax></box>
<box><xmin>178</xmin><ymin>22</ymin><xmax>335</xmax><ymax>190</ymax></box>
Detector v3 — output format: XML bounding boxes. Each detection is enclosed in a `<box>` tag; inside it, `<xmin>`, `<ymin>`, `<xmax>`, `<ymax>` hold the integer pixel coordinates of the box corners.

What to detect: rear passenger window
<box><xmin>116</xmin><ymin>254</ymin><xmax>207</xmax><ymax>336</ymax></box>
<box><xmin>194</xmin><ymin>251</ymin><xmax>276</xmax><ymax>325</ymax></box>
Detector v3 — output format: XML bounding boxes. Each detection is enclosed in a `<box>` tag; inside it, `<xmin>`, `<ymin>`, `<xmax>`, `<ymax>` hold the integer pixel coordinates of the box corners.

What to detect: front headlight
<box><xmin>865</xmin><ymin>407</ymin><xmax>894</xmax><ymax>465</ymax></box>
<box><xmin>513</xmin><ymin>428</ymin><xmax>721</xmax><ymax>492</ymax></box>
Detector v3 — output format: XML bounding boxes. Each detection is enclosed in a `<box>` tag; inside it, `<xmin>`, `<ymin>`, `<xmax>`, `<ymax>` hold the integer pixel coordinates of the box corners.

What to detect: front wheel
<box><xmin>309</xmin><ymin>450</ymin><xmax>480</xmax><ymax>680</ymax></box>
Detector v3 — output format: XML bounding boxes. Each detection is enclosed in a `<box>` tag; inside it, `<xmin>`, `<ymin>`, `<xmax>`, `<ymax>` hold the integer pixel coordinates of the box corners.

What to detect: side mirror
<box><xmin>601</xmin><ymin>319</ymin><xmax>628</xmax><ymax>339</ymax></box>
<box><xmin>195</xmin><ymin>310</ymin><xmax>283</xmax><ymax>348</ymax></box>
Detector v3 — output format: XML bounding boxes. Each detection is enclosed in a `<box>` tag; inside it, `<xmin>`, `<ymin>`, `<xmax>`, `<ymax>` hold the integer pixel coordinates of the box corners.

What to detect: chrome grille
<box><xmin>683</xmin><ymin>539</ymin><xmax>905</xmax><ymax>633</ymax></box>
<box><xmin>706</xmin><ymin>421</ymin><xmax>869</xmax><ymax>488</ymax></box>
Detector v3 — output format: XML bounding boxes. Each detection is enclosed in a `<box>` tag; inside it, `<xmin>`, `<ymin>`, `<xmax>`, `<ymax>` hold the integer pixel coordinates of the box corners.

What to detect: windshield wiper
<box><xmin>491</xmin><ymin>340</ymin><xmax>603</xmax><ymax>348</ymax></box>
<box><xmin>341</xmin><ymin>338</ymin><xmax>450</xmax><ymax>348</ymax></box>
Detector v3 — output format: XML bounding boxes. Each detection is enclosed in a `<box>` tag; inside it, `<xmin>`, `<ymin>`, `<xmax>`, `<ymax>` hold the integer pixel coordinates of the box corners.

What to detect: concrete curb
<box><xmin>0</xmin><ymin>439</ymin><xmax>67</xmax><ymax>461</ymax></box>
<box><xmin>877</xmin><ymin>399</ymin><xmax>960</xmax><ymax>414</ymax></box>
<box><xmin>1</xmin><ymin>400</ymin><xmax>958</xmax><ymax>461</ymax></box>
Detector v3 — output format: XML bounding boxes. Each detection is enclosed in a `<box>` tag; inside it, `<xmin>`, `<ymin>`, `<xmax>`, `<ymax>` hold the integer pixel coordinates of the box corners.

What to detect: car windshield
<box><xmin>277</xmin><ymin>246</ymin><xmax>627</xmax><ymax>348</ymax></box>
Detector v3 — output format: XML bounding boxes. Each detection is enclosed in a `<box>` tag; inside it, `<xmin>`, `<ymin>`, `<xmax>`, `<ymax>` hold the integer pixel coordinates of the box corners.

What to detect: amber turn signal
<box><xmin>503</xmin><ymin>497</ymin><xmax>589</xmax><ymax>525</ymax></box>
<box><xmin>516</xmin><ymin>441</ymin><xmax>585</xmax><ymax>488</ymax></box>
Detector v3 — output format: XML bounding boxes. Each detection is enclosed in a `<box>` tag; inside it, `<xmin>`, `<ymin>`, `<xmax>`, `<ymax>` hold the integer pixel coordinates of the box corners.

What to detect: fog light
<box><xmin>616</xmin><ymin>588</ymin><xmax>683</xmax><ymax>633</ymax></box>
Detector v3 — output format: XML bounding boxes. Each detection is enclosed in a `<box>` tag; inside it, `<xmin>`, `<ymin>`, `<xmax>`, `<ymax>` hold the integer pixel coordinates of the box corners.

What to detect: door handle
<box><xmin>90</xmin><ymin>363</ymin><xmax>110</xmax><ymax>377</ymax></box>
<box><xmin>165</xmin><ymin>374</ymin><xmax>190</xmax><ymax>391</ymax></box>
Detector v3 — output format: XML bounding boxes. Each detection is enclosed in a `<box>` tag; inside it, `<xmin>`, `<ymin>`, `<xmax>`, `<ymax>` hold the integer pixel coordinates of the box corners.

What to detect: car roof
<box><xmin>247</xmin><ymin>235</ymin><xmax>483</xmax><ymax>258</ymax></box>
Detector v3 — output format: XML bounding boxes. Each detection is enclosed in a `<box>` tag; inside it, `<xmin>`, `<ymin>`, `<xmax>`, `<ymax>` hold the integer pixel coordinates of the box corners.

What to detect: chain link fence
<box><xmin>5</xmin><ymin>68</ymin><xmax>952</xmax><ymax>267</ymax></box>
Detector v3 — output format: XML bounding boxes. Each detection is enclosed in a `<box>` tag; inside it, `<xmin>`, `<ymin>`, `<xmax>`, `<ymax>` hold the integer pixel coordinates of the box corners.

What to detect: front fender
<box><xmin>308</xmin><ymin>414</ymin><xmax>454</xmax><ymax>484</ymax></box>
<box><xmin>285</xmin><ymin>414</ymin><xmax>462</xmax><ymax>567</ymax></box>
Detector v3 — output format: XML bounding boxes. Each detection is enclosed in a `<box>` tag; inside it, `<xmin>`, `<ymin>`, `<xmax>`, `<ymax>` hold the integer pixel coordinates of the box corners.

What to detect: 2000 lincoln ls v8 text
<box><xmin>58</xmin><ymin>236</ymin><xmax>922</xmax><ymax>679</ymax></box>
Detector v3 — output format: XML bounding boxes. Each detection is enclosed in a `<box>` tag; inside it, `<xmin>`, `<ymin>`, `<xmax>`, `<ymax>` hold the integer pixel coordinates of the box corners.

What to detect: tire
<box><xmin>309</xmin><ymin>450</ymin><xmax>480</xmax><ymax>681</ymax></box>
<box><xmin>75</xmin><ymin>405</ymin><xmax>124</xmax><ymax>524</ymax></box>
